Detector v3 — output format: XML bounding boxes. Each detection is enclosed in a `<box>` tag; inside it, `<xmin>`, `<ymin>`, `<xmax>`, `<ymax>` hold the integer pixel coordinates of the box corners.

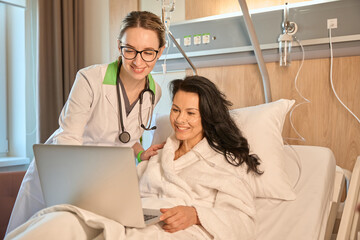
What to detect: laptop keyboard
<box><xmin>144</xmin><ymin>214</ymin><xmax>158</xmax><ymax>221</ymax></box>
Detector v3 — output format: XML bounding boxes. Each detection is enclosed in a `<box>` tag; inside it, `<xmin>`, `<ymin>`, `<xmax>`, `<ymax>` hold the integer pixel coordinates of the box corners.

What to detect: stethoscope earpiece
<box><xmin>141</xmin><ymin>124</ymin><xmax>157</xmax><ymax>130</ymax></box>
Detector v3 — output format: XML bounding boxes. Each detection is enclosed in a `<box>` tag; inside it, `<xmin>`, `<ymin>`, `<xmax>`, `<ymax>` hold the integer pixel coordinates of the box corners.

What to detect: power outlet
<box><xmin>327</xmin><ymin>18</ymin><xmax>338</xmax><ymax>29</ymax></box>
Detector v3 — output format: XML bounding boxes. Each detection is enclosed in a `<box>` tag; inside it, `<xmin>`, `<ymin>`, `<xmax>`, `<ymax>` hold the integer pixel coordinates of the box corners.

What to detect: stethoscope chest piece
<box><xmin>119</xmin><ymin>131</ymin><xmax>131</xmax><ymax>143</ymax></box>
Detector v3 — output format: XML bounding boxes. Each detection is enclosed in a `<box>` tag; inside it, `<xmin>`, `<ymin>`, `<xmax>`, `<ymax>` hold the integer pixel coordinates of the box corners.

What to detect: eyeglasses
<box><xmin>120</xmin><ymin>46</ymin><xmax>159</xmax><ymax>62</ymax></box>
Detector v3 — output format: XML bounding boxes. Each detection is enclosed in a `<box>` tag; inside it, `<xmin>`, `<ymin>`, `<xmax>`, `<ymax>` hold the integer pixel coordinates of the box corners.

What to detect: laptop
<box><xmin>33</xmin><ymin>144</ymin><xmax>162</xmax><ymax>228</ymax></box>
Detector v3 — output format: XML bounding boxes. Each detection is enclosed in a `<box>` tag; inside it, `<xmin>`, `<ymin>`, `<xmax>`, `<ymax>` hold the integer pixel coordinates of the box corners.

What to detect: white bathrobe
<box><xmin>6</xmin><ymin>135</ymin><xmax>256</xmax><ymax>240</ymax></box>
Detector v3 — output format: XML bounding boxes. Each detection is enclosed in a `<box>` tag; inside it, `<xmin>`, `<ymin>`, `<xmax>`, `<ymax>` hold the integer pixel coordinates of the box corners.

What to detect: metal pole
<box><xmin>167</xmin><ymin>31</ymin><xmax>198</xmax><ymax>75</ymax></box>
<box><xmin>162</xmin><ymin>6</ymin><xmax>198</xmax><ymax>75</ymax></box>
<box><xmin>237</xmin><ymin>0</ymin><xmax>272</xmax><ymax>103</ymax></box>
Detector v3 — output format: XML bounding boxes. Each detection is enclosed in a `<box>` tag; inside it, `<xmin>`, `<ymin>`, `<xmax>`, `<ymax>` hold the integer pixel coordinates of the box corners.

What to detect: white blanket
<box><xmin>6</xmin><ymin>136</ymin><xmax>256</xmax><ymax>240</ymax></box>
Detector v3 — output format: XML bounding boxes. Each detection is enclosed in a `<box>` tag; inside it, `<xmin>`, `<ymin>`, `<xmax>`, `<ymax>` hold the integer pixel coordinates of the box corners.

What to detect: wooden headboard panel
<box><xmin>186</xmin><ymin>56</ymin><xmax>360</xmax><ymax>171</ymax></box>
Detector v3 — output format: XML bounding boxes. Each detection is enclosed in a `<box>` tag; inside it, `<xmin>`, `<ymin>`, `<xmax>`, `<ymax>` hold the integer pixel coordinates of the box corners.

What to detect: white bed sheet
<box><xmin>255</xmin><ymin>145</ymin><xmax>336</xmax><ymax>240</ymax></box>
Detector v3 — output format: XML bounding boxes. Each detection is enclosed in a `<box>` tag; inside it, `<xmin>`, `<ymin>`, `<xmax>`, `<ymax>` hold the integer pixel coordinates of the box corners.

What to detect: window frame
<box><xmin>0</xmin><ymin>0</ymin><xmax>35</xmax><ymax>169</ymax></box>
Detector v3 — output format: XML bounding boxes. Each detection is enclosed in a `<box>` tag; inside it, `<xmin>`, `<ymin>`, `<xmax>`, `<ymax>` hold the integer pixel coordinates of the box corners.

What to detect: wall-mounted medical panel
<box><xmin>154</xmin><ymin>0</ymin><xmax>360</xmax><ymax>72</ymax></box>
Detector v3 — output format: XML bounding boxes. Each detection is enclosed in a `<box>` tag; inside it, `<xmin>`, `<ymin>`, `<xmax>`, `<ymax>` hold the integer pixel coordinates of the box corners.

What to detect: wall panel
<box><xmin>187</xmin><ymin>56</ymin><xmax>360</xmax><ymax>170</ymax></box>
<box><xmin>109</xmin><ymin>0</ymin><xmax>138</xmax><ymax>61</ymax></box>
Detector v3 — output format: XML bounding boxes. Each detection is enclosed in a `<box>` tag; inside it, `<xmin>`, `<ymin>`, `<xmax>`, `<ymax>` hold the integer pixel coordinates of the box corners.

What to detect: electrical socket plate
<box><xmin>327</xmin><ymin>18</ymin><xmax>338</xmax><ymax>29</ymax></box>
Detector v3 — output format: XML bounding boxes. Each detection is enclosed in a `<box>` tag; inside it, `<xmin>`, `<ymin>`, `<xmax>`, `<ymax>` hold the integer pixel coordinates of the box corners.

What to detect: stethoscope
<box><xmin>116</xmin><ymin>63</ymin><xmax>156</xmax><ymax>143</ymax></box>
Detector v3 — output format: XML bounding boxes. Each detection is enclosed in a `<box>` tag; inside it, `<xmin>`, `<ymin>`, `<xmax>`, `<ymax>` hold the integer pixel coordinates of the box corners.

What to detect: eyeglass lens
<box><xmin>121</xmin><ymin>47</ymin><xmax>158</xmax><ymax>62</ymax></box>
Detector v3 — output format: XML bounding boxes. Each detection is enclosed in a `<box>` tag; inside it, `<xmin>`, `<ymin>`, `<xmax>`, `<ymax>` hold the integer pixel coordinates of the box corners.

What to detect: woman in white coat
<box><xmin>6</xmin><ymin>11</ymin><xmax>166</xmax><ymax>235</ymax></box>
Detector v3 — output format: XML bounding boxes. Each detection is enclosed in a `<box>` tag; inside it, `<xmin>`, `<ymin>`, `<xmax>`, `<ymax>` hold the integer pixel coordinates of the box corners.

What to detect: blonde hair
<box><xmin>118</xmin><ymin>11</ymin><xmax>166</xmax><ymax>48</ymax></box>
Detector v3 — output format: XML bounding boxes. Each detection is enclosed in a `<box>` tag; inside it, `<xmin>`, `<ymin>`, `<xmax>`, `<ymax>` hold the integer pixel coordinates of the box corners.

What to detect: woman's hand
<box><xmin>159</xmin><ymin>206</ymin><xmax>200</xmax><ymax>233</ymax></box>
<box><xmin>140</xmin><ymin>143</ymin><xmax>165</xmax><ymax>161</ymax></box>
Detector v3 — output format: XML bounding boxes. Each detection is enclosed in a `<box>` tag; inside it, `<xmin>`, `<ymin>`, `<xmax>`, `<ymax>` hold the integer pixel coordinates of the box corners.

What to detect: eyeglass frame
<box><xmin>120</xmin><ymin>46</ymin><xmax>159</xmax><ymax>62</ymax></box>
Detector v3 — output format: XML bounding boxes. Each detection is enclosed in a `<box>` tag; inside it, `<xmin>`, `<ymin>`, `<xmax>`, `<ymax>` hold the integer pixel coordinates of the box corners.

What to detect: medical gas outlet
<box><xmin>183</xmin><ymin>33</ymin><xmax>211</xmax><ymax>47</ymax></box>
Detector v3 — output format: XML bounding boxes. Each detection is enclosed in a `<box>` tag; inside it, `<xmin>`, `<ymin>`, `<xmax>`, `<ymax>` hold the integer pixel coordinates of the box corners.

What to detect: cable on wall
<box><xmin>285</xmin><ymin>37</ymin><xmax>310</xmax><ymax>142</ymax></box>
<box><xmin>328</xmin><ymin>28</ymin><xmax>360</xmax><ymax>124</ymax></box>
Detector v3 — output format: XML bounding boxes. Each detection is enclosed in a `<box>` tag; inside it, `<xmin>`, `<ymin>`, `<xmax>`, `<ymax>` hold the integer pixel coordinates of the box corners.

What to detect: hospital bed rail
<box><xmin>336</xmin><ymin>155</ymin><xmax>360</xmax><ymax>240</ymax></box>
<box><xmin>325</xmin><ymin>167</ymin><xmax>346</xmax><ymax>240</ymax></box>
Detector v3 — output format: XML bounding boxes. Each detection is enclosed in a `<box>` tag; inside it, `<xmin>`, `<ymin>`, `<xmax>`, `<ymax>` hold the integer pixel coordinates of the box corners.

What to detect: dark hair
<box><xmin>170</xmin><ymin>75</ymin><xmax>262</xmax><ymax>174</ymax></box>
<box><xmin>118</xmin><ymin>11</ymin><xmax>166</xmax><ymax>48</ymax></box>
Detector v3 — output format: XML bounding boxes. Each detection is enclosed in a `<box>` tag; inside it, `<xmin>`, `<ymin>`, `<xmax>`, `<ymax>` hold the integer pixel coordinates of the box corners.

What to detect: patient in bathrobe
<box><xmin>6</xmin><ymin>75</ymin><xmax>262</xmax><ymax>240</ymax></box>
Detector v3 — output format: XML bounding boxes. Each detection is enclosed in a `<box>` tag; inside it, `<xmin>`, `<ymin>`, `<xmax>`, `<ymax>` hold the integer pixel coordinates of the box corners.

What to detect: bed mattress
<box><xmin>255</xmin><ymin>145</ymin><xmax>336</xmax><ymax>240</ymax></box>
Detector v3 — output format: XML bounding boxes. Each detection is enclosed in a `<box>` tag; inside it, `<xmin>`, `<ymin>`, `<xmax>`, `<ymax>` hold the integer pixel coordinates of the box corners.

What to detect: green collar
<box><xmin>103</xmin><ymin>60</ymin><xmax>156</xmax><ymax>94</ymax></box>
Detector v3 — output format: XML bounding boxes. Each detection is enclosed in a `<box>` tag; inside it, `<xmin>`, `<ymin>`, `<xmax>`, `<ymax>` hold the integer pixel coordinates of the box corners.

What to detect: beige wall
<box><xmin>139</xmin><ymin>0</ymin><xmax>185</xmax><ymax>23</ymax></box>
<box><xmin>109</xmin><ymin>0</ymin><xmax>139</xmax><ymax>61</ymax></box>
<box><xmin>84</xmin><ymin>0</ymin><xmax>110</xmax><ymax>66</ymax></box>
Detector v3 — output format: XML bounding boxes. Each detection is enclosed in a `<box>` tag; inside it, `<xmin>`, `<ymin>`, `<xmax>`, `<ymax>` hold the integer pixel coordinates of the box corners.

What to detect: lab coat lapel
<box><xmin>102</xmin><ymin>60</ymin><xmax>121</xmax><ymax>116</ymax></box>
<box><xmin>104</xmin><ymin>84</ymin><xmax>120</xmax><ymax>116</ymax></box>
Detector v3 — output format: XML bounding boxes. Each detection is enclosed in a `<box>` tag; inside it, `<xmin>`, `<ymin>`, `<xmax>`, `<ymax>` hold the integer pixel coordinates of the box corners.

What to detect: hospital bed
<box><xmin>5</xmin><ymin>100</ymin><xmax>355</xmax><ymax>239</ymax></box>
<box><xmin>150</xmin><ymin>99</ymin><xmax>346</xmax><ymax>240</ymax></box>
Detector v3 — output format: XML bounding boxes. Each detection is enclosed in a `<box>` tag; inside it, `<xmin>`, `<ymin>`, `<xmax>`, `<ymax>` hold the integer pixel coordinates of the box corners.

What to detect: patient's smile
<box><xmin>175</xmin><ymin>125</ymin><xmax>189</xmax><ymax>131</ymax></box>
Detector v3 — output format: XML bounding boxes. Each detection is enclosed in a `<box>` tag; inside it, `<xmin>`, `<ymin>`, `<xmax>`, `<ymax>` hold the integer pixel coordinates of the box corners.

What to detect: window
<box><xmin>0</xmin><ymin>0</ymin><xmax>37</xmax><ymax>168</ymax></box>
<box><xmin>0</xmin><ymin>4</ymin><xmax>7</xmax><ymax>157</ymax></box>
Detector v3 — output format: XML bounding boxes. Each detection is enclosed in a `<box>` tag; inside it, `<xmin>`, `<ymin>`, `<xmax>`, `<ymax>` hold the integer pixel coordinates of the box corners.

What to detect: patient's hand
<box><xmin>141</xmin><ymin>143</ymin><xmax>165</xmax><ymax>161</ymax></box>
<box><xmin>159</xmin><ymin>206</ymin><xmax>200</xmax><ymax>233</ymax></box>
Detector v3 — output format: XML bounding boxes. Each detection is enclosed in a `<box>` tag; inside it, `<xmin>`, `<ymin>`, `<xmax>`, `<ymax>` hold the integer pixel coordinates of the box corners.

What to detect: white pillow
<box><xmin>152</xmin><ymin>113</ymin><xmax>174</xmax><ymax>145</ymax></box>
<box><xmin>152</xmin><ymin>99</ymin><xmax>296</xmax><ymax>200</ymax></box>
<box><xmin>230</xmin><ymin>99</ymin><xmax>296</xmax><ymax>200</ymax></box>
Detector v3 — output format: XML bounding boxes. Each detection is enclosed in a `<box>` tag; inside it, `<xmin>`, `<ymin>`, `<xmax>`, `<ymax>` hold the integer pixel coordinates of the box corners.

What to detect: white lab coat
<box><xmin>6</xmin><ymin>62</ymin><xmax>161</xmax><ymax>235</ymax></box>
